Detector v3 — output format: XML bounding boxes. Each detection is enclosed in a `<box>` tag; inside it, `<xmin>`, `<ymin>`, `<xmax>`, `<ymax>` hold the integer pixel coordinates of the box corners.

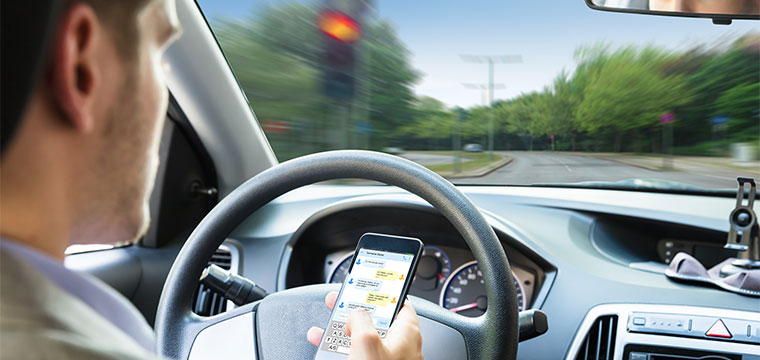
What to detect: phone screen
<box><xmin>317</xmin><ymin>247</ymin><xmax>416</xmax><ymax>356</ymax></box>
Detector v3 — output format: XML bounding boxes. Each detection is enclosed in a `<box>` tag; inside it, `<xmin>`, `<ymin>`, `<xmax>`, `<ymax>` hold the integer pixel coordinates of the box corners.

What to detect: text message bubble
<box><xmin>346</xmin><ymin>302</ymin><xmax>376</xmax><ymax>314</ymax></box>
<box><xmin>366</xmin><ymin>292</ymin><xmax>390</xmax><ymax>306</ymax></box>
<box><xmin>363</xmin><ymin>259</ymin><xmax>386</xmax><ymax>268</ymax></box>
<box><xmin>354</xmin><ymin>278</ymin><xmax>382</xmax><ymax>292</ymax></box>
<box><xmin>374</xmin><ymin>269</ymin><xmax>398</xmax><ymax>280</ymax></box>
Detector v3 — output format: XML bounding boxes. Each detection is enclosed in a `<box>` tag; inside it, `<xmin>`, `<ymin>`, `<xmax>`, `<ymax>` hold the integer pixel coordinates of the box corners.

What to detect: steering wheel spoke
<box><xmin>176</xmin><ymin>302</ymin><xmax>258</xmax><ymax>359</ymax></box>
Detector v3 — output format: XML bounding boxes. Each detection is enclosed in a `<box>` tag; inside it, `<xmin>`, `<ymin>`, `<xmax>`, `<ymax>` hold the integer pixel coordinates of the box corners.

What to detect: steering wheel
<box><xmin>155</xmin><ymin>150</ymin><xmax>518</xmax><ymax>359</ymax></box>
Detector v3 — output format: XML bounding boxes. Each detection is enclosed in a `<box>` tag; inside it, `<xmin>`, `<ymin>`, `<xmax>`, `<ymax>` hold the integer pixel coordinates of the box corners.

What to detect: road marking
<box><xmin>555</xmin><ymin>158</ymin><xmax>572</xmax><ymax>172</ymax></box>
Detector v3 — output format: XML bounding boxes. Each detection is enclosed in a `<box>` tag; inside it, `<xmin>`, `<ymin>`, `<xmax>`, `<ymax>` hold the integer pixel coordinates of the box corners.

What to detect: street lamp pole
<box><xmin>461</xmin><ymin>82</ymin><xmax>506</xmax><ymax>158</ymax></box>
<box><xmin>488</xmin><ymin>59</ymin><xmax>494</xmax><ymax>160</ymax></box>
<box><xmin>460</xmin><ymin>54</ymin><xmax>522</xmax><ymax>160</ymax></box>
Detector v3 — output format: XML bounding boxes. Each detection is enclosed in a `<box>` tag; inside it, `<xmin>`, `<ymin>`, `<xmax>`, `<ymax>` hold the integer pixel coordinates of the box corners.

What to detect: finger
<box><xmin>307</xmin><ymin>326</ymin><xmax>325</xmax><ymax>347</ymax></box>
<box><xmin>346</xmin><ymin>310</ymin><xmax>383</xmax><ymax>358</ymax></box>
<box><xmin>325</xmin><ymin>291</ymin><xmax>339</xmax><ymax>311</ymax></box>
<box><xmin>396</xmin><ymin>300</ymin><xmax>420</xmax><ymax>324</ymax></box>
<box><xmin>345</xmin><ymin>309</ymin><xmax>374</xmax><ymax>337</ymax></box>
<box><xmin>385</xmin><ymin>302</ymin><xmax>422</xmax><ymax>353</ymax></box>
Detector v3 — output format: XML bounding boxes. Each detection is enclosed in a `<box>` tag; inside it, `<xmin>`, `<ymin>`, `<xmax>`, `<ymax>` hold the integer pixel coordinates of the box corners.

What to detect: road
<box><xmin>454</xmin><ymin>152</ymin><xmax>754</xmax><ymax>189</ymax></box>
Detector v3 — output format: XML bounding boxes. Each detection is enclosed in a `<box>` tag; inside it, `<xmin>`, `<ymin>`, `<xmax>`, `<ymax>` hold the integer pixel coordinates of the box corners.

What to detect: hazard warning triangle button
<box><xmin>705</xmin><ymin>319</ymin><xmax>732</xmax><ymax>339</ymax></box>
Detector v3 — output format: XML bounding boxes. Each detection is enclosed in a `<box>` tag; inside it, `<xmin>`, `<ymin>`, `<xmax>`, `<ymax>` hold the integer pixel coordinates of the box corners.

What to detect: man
<box><xmin>0</xmin><ymin>0</ymin><xmax>422</xmax><ymax>359</ymax></box>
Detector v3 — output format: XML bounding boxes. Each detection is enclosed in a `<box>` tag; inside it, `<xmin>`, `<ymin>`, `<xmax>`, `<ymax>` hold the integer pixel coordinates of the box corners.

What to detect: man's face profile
<box><xmin>75</xmin><ymin>0</ymin><xmax>181</xmax><ymax>247</ymax></box>
<box><xmin>0</xmin><ymin>0</ymin><xmax>181</xmax><ymax>254</ymax></box>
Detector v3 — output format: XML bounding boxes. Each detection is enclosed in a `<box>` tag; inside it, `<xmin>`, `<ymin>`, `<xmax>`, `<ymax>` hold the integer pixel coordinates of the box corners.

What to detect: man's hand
<box><xmin>307</xmin><ymin>291</ymin><xmax>423</xmax><ymax>360</ymax></box>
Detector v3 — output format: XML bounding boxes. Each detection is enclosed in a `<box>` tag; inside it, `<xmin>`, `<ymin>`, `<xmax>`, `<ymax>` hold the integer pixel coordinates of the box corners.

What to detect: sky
<box><xmin>199</xmin><ymin>0</ymin><xmax>759</xmax><ymax>108</ymax></box>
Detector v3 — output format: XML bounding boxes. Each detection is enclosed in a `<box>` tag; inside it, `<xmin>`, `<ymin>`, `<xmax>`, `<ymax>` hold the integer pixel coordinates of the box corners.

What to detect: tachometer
<box><xmin>439</xmin><ymin>260</ymin><xmax>524</xmax><ymax>317</ymax></box>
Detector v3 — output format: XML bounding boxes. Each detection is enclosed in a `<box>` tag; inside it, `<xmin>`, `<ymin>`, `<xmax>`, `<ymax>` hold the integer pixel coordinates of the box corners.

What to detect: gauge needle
<box><xmin>449</xmin><ymin>302</ymin><xmax>478</xmax><ymax>313</ymax></box>
<box><xmin>437</xmin><ymin>273</ymin><xmax>445</xmax><ymax>281</ymax></box>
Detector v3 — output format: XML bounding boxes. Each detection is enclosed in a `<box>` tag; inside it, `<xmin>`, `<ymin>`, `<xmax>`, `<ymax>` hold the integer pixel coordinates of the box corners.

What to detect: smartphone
<box><xmin>314</xmin><ymin>233</ymin><xmax>423</xmax><ymax>359</ymax></box>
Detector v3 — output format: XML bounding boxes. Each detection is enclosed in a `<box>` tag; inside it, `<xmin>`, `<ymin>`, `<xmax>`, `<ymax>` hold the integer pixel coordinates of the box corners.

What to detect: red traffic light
<box><xmin>318</xmin><ymin>11</ymin><xmax>361</xmax><ymax>43</ymax></box>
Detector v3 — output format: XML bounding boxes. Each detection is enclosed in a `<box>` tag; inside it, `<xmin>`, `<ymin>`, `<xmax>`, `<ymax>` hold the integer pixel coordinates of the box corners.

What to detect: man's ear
<box><xmin>48</xmin><ymin>3</ymin><xmax>101</xmax><ymax>134</ymax></box>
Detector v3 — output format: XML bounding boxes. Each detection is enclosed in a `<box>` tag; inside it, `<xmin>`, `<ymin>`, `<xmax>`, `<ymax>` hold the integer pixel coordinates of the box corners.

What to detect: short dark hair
<box><xmin>1</xmin><ymin>1</ymin><xmax>62</xmax><ymax>153</ymax></box>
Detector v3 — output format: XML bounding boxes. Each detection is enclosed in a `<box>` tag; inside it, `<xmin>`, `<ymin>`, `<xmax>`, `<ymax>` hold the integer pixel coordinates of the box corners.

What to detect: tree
<box><xmin>714</xmin><ymin>82</ymin><xmax>760</xmax><ymax>142</ymax></box>
<box><xmin>537</xmin><ymin>72</ymin><xmax>583</xmax><ymax>150</ymax></box>
<box><xmin>362</xmin><ymin>21</ymin><xmax>420</xmax><ymax>148</ymax></box>
<box><xmin>496</xmin><ymin>92</ymin><xmax>552</xmax><ymax>150</ymax></box>
<box><xmin>675</xmin><ymin>37</ymin><xmax>760</xmax><ymax>146</ymax></box>
<box><xmin>397</xmin><ymin>96</ymin><xmax>454</xmax><ymax>149</ymax></box>
<box><xmin>574</xmin><ymin>45</ymin><xmax>691</xmax><ymax>151</ymax></box>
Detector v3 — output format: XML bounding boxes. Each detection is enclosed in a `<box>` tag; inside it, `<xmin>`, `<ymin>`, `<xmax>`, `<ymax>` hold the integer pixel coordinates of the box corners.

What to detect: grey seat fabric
<box><xmin>665</xmin><ymin>252</ymin><xmax>760</xmax><ymax>297</ymax></box>
<box><xmin>0</xmin><ymin>239</ymin><xmax>156</xmax><ymax>351</ymax></box>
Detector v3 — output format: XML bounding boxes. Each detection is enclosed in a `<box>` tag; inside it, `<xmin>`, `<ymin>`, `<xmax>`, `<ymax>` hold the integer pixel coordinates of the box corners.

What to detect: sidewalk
<box><xmin>573</xmin><ymin>152</ymin><xmax>760</xmax><ymax>177</ymax></box>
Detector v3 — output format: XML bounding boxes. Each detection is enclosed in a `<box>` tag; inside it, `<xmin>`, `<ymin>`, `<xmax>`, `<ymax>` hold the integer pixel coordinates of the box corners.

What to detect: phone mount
<box><xmin>720</xmin><ymin>177</ymin><xmax>760</xmax><ymax>277</ymax></box>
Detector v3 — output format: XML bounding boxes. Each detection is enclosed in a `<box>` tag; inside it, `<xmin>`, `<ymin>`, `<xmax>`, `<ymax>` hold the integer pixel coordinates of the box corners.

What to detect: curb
<box><xmin>592</xmin><ymin>154</ymin><xmax>666</xmax><ymax>172</ymax></box>
<box><xmin>441</xmin><ymin>157</ymin><xmax>513</xmax><ymax>179</ymax></box>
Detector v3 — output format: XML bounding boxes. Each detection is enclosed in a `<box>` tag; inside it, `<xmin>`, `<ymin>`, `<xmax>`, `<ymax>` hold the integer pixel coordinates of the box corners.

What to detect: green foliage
<box><xmin>363</xmin><ymin>22</ymin><xmax>420</xmax><ymax>146</ymax></box>
<box><xmin>671</xmin><ymin>36</ymin><xmax>760</xmax><ymax>145</ymax></box>
<box><xmin>398</xmin><ymin>97</ymin><xmax>454</xmax><ymax>140</ymax></box>
<box><xmin>575</xmin><ymin>45</ymin><xmax>691</xmax><ymax>134</ymax></box>
<box><xmin>489</xmin><ymin>37</ymin><xmax>757</xmax><ymax>153</ymax></box>
<box><xmin>715</xmin><ymin>82</ymin><xmax>760</xmax><ymax>142</ymax></box>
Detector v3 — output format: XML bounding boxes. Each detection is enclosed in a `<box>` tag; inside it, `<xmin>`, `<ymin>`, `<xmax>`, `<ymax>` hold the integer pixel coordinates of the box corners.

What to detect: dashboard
<box><xmin>323</xmin><ymin>244</ymin><xmax>537</xmax><ymax>316</ymax></box>
<box><xmin>280</xmin><ymin>200</ymin><xmax>553</xmax><ymax>321</ymax></box>
<box><xmin>195</xmin><ymin>185</ymin><xmax>760</xmax><ymax>359</ymax></box>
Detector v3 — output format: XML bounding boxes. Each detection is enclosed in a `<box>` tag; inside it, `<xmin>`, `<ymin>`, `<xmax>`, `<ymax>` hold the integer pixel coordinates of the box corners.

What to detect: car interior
<box><xmin>58</xmin><ymin>0</ymin><xmax>760</xmax><ymax>359</ymax></box>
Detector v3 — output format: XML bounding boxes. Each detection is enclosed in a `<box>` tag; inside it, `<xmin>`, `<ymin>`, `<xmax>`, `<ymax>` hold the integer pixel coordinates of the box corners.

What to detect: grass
<box><xmin>406</xmin><ymin>151</ymin><xmax>509</xmax><ymax>174</ymax></box>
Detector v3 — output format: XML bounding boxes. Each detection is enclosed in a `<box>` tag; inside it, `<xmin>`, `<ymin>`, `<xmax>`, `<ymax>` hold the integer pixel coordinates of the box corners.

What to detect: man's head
<box><xmin>0</xmin><ymin>0</ymin><xmax>181</xmax><ymax>255</ymax></box>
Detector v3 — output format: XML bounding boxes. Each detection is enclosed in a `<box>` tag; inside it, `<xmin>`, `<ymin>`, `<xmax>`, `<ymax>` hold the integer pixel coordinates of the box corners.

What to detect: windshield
<box><xmin>197</xmin><ymin>0</ymin><xmax>759</xmax><ymax>192</ymax></box>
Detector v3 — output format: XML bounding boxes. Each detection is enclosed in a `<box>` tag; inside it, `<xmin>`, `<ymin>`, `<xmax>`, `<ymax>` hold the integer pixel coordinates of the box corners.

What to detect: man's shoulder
<box><xmin>0</xmin><ymin>326</ymin><xmax>154</xmax><ymax>360</ymax></box>
<box><xmin>1</xmin><ymin>248</ymin><xmax>156</xmax><ymax>360</ymax></box>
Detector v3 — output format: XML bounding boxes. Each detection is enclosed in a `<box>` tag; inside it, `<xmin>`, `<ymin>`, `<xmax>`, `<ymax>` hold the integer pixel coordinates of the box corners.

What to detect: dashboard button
<box><xmin>629</xmin><ymin>352</ymin><xmax>647</xmax><ymax>360</ymax></box>
<box><xmin>705</xmin><ymin>319</ymin><xmax>732</xmax><ymax>339</ymax></box>
<box><xmin>632</xmin><ymin>317</ymin><xmax>646</xmax><ymax>326</ymax></box>
<box><xmin>722</xmin><ymin>319</ymin><xmax>760</xmax><ymax>345</ymax></box>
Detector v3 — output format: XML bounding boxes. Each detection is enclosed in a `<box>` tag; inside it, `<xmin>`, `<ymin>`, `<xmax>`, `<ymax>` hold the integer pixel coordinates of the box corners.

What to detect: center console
<box><xmin>565</xmin><ymin>304</ymin><xmax>760</xmax><ymax>360</ymax></box>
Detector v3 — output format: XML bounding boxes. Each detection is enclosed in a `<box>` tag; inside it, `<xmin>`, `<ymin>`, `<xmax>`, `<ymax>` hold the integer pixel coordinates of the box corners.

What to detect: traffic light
<box><xmin>318</xmin><ymin>10</ymin><xmax>361</xmax><ymax>101</ymax></box>
<box><xmin>318</xmin><ymin>10</ymin><xmax>361</xmax><ymax>43</ymax></box>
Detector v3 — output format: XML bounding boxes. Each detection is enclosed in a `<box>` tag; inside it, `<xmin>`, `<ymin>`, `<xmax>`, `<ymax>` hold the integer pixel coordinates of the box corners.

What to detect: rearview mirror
<box><xmin>586</xmin><ymin>0</ymin><xmax>760</xmax><ymax>24</ymax></box>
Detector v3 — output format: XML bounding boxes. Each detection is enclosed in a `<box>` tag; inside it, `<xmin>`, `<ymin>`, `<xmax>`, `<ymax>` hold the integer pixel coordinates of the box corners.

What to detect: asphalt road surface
<box><xmin>454</xmin><ymin>152</ymin><xmax>751</xmax><ymax>189</ymax></box>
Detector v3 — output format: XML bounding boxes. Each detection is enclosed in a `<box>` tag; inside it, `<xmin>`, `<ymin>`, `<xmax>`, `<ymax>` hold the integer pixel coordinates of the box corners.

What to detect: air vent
<box><xmin>192</xmin><ymin>245</ymin><xmax>233</xmax><ymax>316</ymax></box>
<box><xmin>575</xmin><ymin>315</ymin><xmax>617</xmax><ymax>360</ymax></box>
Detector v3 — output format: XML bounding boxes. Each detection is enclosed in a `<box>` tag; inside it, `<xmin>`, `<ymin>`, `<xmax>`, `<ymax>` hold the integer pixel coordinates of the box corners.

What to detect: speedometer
<box><xmin>439</xmin><ymin>261</ymin><xmax>525</xmax><ymax>317</ymax></box>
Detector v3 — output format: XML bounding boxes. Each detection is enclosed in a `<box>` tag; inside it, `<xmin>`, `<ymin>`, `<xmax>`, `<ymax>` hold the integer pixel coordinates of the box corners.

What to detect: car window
<box><xmin>197</xmin><ymin>0</ymin><xmax>759</xmax><ymax>191</ymax></box>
